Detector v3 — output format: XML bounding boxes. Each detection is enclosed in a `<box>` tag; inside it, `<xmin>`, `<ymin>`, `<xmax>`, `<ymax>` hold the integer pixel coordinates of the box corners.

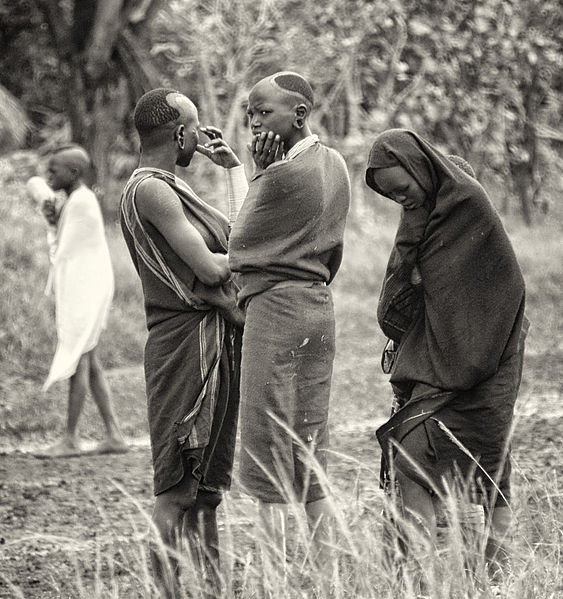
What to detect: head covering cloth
<box><xmin>366</xmin><ymin>129</ymin><xmax>526</xmax><ymax>394</ymax></box>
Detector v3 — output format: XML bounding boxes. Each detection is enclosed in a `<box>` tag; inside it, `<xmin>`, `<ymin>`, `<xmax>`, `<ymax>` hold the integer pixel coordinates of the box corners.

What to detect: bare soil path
<box><xmin>1</xmin><ymin>347</ymin><xmax>561</xmax><ymax>598</ymax></box>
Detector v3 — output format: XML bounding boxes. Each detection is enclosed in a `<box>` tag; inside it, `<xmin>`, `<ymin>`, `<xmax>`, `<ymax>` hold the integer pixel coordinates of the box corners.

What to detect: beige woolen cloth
<box><xmin>43</xmin><ymin>185</ymin><xmax>114</xmax><ymax>390</ymax></box>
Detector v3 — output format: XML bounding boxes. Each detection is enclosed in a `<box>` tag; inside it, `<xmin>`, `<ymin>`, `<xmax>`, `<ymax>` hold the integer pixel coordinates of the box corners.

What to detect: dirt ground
<box><xmin>1</xmin><ymin>349</ymin><xmax>561</xmax><ymax>598</ymax></box>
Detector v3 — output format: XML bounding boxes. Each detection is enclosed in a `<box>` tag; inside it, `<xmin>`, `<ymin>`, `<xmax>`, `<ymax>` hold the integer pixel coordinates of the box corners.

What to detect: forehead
<box><xmin>48</xmin><ymin>155</ymin><xmax>66</xmax><ymax>169</ymax></box>
<box><xmin>248</xmin><ymin>80</ymin><xmax>291</xmax><ymax>107</ymax></box>
<box><xmin>373</xmin><ymin>165</ymin><xmax>412</xmax><ymax>189</ymax></box>
<box><xmin>167</xmin><ymin>93</ymin><xmax>197</xmax><ymax>121</ymax></box>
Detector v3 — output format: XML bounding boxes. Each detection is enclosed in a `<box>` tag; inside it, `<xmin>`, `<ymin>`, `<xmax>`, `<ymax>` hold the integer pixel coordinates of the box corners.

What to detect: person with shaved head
<box><xmin>228</xmin><ymin>71</ymin><xmax>351</xmax><ymax>585</ymax></box>
<box><xmin>33</xmin><ymin>144</ymin><xmax>127</xmax><ymax>458</ymax></box>
<box><xmin>120</xmin><ymin>88</ymin><xmax>246</xmax><ymax>598</ymax></box>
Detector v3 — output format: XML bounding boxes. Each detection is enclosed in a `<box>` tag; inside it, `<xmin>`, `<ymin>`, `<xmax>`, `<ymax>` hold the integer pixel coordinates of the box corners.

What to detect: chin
<box><xmin>176</xmin><ymin>153</ymin><xmax>194</xmax><ymax>168</ymax></box>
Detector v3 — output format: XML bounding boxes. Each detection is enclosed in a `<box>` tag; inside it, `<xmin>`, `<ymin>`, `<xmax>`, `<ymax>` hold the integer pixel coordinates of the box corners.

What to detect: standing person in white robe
<box><xmin>28</xmin><ymin>146</ymin><xmax>128</xmax><ymax>457</ymax></box>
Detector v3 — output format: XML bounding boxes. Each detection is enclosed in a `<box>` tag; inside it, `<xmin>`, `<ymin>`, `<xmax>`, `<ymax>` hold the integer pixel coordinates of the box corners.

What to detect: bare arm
<box><xmin>135</xmin><ymin>178</ymin><xmax>230</xmax><ymax>287</ymax></box>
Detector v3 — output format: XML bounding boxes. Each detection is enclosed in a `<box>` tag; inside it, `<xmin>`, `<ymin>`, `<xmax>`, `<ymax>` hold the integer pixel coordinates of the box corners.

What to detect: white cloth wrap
<box><xmin>43</xmin><ymin>185</ymin><xmax>114</xmax><ymax>390</ymax></box>
<box><xmin>225</xmin><ymin>164</ymin><xmax>249</xmax><ymax>225</ymax></box>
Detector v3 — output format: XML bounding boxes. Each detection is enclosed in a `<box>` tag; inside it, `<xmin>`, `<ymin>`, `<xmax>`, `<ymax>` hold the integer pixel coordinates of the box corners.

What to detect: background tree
<box><xmin>1</xmin><ymin>0</ymin><xmax>560</xmax><ymax>222</ymax></box>
<box><xmin>1</xmin><ymin>0</ymin><xmax>163</xmax><ymax>206</ymax></box>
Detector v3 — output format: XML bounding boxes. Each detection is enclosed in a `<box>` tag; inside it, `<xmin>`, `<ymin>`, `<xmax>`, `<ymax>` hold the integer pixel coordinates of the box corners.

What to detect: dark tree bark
<box><xmin>31</xmin><ymin>0</ymin><xmax>163</xmax><ymax>211</ymax></box>
<box><xmin>505</xmin><ymin>67</ymin><xmax>550</xmax><ymax>226</ymax></box>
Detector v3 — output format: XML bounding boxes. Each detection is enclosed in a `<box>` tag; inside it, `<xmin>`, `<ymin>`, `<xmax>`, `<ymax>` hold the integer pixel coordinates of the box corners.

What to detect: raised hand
<box><xmin>196</xmin><ymin>126</ymin><xmax>242</xmax><ymax>169</ymax></box>
<box><xmin>42</xmin><ymin>198</ymin><xmax>59</xmax><ymax>226</ymax></box>
<box><xmin>249</xmin><ymin>131</ymin><xmax>284</xmax><ymax>171</ymax></box>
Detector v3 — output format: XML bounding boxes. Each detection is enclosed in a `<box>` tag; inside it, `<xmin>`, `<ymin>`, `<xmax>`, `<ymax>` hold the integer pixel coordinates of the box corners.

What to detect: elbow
<box><xmin>197</xmin><ymin>262</ymin><xmax>230</xmax><ymax>287</ymax></box>
<box><xmin>200</xmin><ymin>272</ymin><xmax>227</xmax><ymax>287</ymax></box>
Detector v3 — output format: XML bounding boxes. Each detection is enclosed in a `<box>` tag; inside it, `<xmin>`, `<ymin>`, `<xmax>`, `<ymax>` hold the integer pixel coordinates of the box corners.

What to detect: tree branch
<box><xmin>84</xmin><ymin>0</ymin><xmax>127</xmax><ymax>81</ymax></box>
<box><xmin>33</xmin><ymin>0</ymin><xmax>72</xmax><ymax>59</ymax></box>
<box><xmin>115</xmin><ymin>28</ymin><xmax>161</xmax><ymax>97</ymax></box>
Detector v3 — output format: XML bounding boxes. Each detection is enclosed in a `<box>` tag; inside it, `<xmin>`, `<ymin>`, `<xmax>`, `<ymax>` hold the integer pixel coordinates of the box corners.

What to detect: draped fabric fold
<box><xmin>367</xmin><ymin>130</ymin><xmax>526</xmax><ymax>393</ymax></box>
<box><xmin>366</xmin><ymin>130</ymin><xmax>528</xmax><ymax>503</ymax></box>
<box><xmin>120</xmin><ymin>168</ymin><xmax>241</xmax><ymax>494</ymax></box>
<box><xmin>43</xmin><ymin>186</ymin><xmax>113</xmax><ymax>391</ymax></box>
<box><xmin>229</xmin><ymin>144</ymin><xmax>350</xmax><ymax>306</ymax></box>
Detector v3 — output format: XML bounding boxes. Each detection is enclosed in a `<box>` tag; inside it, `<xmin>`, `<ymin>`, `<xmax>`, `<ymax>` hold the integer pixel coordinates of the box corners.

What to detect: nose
<box><xmin>250</xmin><ymin>114</ymin><xmax>261</xmax><ymax>130</ymax></box>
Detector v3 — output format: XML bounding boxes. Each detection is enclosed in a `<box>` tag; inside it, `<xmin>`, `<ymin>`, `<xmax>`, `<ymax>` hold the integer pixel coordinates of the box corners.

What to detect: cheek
<box><xmin>414</xmin><ymin>184</ymin><xmax>427</xmax><ymax>203</ymax></box>
<box><xmin>186</xmin><ymin>132</ymin><xmax>198</xmax><ymax>151</ymax></box>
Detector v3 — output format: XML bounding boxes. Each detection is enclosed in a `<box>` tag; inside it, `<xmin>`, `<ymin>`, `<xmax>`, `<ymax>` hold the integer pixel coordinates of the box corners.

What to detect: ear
<box><xmin>294</xmin><ymin>104</ymin><xmax>309</xmax><ymax>129</ymax></box>
<box><xmin>174</xmin><ymin>124</ymin><xmax>185</xmax><ymax>149</ymax></box>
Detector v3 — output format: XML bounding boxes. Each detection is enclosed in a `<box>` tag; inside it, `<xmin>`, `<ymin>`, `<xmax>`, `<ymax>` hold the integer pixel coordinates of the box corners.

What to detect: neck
<box><xmin>65</xmin><ymin>180</ymin><xmax>83</xmax><ymax>195</ymax></box>
<box><xmin>285</xmin><ymin>125</ymin><xmax>313</xmax><ymax>152</ymax></box>
<box><xmin>138</xmin><ymin>145</ymin><xmax>178</xmax><ymax>173</ymax></box>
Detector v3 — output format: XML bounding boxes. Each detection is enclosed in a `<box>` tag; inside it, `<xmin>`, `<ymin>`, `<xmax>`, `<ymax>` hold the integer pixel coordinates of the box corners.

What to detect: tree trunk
<box><xmin>33</xmin><ymin>0</ymin><xmax>163</xmax><ymax>212</ymax></box>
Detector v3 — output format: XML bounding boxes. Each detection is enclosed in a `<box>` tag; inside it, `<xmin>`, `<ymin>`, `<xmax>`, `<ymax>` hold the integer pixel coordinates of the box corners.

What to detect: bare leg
<box><xmin>38</xmin><ymin>354</ymin><xmax>90</xmax><ymax>457</ymax></box>
<box><xmin>151</xmin><ymin>474</ymin><xmax>200</xmax><ymax>599</ymax></box>
<box><xmin>396</xmin><ymin>472</ymin><xmax>437</xmax><ymax>595</ymax></box>
<box><xmin>88</xmin><ymin>348</ymin><xmax>128</xmax><ymax>453</ymax></box>
<box><xmin>185</xmin><ymin>490</ymin><xmax>223</xmax><ymax>598</ymax></box>
<box><xmin>485</xmin><ymin>505</ymin><xmax>512</xmax><ymax>582</ymax></box>
<box><xmin>305</xmin><ymin>497</ymin><xmax>335</xmax><ymax>595</ymax></box>
<box><xmin>397</xmin><ymin>471</ymin><xmax>437</xmax><ymax>541</ymax></box>
<box><xmin>258</xmin><ymin>501</ymin><xmax>288</xmax><ymax>597</ymax></box>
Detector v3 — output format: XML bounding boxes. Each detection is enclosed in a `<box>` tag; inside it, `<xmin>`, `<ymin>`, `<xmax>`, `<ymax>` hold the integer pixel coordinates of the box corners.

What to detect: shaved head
<box><xmin>134</xmin><ymin>88</ymin><xmax>197</xmax><ymax>147</ymax></box>
<box><xmin>51</xmin><ymin>145</ymin><xmax>91</xmax><ymax>176</ymax></box>
<box><xmin>252</xmin><ymin>71</ymin><xmax>314</xmax><ymax>109</ymax></box>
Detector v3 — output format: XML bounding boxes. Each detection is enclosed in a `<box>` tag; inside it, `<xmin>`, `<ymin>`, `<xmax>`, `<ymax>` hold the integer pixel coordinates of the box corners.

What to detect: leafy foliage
<box><xmin>0</xmin><ymin>0</ymin><xmax>561</xmax><ymax>221</ymax></box>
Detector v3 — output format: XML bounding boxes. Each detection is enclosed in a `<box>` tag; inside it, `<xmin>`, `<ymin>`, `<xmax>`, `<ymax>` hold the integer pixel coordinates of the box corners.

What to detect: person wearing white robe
<box><xmin>28</xmin><ymin>146</ymin><xmax>127</xmax><ymax>457</ymax></box>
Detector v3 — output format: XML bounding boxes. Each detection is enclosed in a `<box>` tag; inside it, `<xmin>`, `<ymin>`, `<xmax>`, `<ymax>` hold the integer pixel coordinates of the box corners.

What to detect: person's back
<box><xmin>55</xmin><ymin>186</ymin><xmax>113</xmax><ymax>290</ymax></box>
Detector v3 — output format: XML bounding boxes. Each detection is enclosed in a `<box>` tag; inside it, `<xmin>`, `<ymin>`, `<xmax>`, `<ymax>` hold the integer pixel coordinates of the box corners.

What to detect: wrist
<box><xmin>225</xmin><ymin>159</ymin><xmax>242</xmax><ymax>169</ymax></box>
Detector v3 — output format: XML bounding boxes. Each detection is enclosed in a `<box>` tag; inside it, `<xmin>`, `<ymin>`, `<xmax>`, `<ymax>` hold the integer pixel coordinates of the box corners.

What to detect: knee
<box><xmin>194</xmin><ymin>490</ymin><xmax>222</xmax><ymax>514</ymax></box>
<box><xmin>71</xmin><ymin>355</ymin><xmax>90</xmax><ymax>385</ymax></box>
<box><xmin>153</xmin><ymin>495</ymin><xmax>193</xmax><ymax>539</ymax></box>
<box><xmin>153</xmin><ymin>483</ymin><xmax>200</xmax><ymax>526</ymax></box>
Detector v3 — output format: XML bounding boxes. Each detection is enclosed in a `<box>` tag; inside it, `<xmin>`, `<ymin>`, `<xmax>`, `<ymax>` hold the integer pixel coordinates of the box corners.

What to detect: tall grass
<box><xmin>3</xmin><ymin>443</ymin><xmax>561</xmax><ymax>598</ymax></box>
<box><xmin>1</xmin><ymin>168</ymin><xmax>562</xmax><ymax>597</ymax></box>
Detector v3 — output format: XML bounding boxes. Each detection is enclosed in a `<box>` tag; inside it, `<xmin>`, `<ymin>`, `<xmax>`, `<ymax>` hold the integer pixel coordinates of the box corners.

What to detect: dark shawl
<box><xmin>229</xmin><ymin>143</ymin><xmax>350</xmax><ymax>305</ymax></box>
<box><xmin>366</xmin><ymin>130</ymin><xmax>527</xmax><ymax>451</ymax></box>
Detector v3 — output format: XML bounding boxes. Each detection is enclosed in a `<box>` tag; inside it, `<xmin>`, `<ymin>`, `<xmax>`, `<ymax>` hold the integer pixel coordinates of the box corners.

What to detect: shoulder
<box><xmin>135</xmin><ymin>176</ymin><xmax>178</xmax><ymax>211</ymax></box>
<box><xmin>135</xmin><ymin>175</ymin><xmax>171</xmax><ymax>199</ymax></box>
<box><xmin>322</xmin><ymin>145</ymin><xmax>349</xmax><ymax>170</ymax></box>
<box><xmin>134</xmin><ymin>175</ymin><xmax>187</xmax><ymax>228</ymax></box>
<box><xmin>67</xmin><ymin>186</ymin><xmax>99</xmax><ymax>215</ymax></box>
<box><xmin>69</xmin><ymin>185</ymin><xmax>96</xmax><ymax>204</ymax></box>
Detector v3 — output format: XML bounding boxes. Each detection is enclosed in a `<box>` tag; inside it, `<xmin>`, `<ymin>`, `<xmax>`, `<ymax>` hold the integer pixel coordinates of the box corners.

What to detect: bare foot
<box><xmin>84</xmin><ymin>438</ymin><xmax>129</xmax><ymax>456</ymax></box>
<box><xmin>33</xmin><ymin>439</ymin><xmax>83</xmax><ymax>459</ymax></box>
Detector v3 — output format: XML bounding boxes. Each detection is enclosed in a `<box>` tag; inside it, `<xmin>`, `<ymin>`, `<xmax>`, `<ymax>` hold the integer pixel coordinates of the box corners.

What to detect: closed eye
<box><xmin>393</xmin><ymin>186</ymin><xmax>408</xmax><ymax>195</ymax></box>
